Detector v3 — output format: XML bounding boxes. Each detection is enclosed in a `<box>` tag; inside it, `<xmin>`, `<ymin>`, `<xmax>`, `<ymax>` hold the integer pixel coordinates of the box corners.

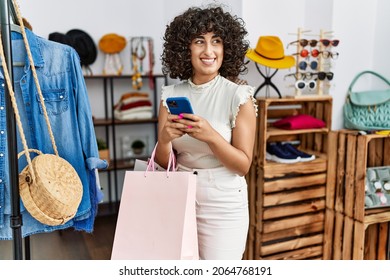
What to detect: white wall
<box><xmin>331</xmin><ymin>0</ymin><xmax>377</xmax><ymax>129</ymax></box>
<box><xmin>17</xmin><ymin>0</ymin><xmax>390</xmax><ymax>129</ymax></box>
<box><xmin>17</xmin><ymin>0</ymin><xmax>166</xmax><ymax>75</ymax></box>
<box><xmin>242</xmin><ymin>0</ymin><xmax>308</xmax><ymax>98</ymax></box>
<box><xmin>17</xmin><ymin>0</ymin><xmax>241</xmax><ymax>75</ymax></box>
<box><xmin>374</xmin><ymin>0</ymin><xmax>390</xmax><ymax>75</ymax></box>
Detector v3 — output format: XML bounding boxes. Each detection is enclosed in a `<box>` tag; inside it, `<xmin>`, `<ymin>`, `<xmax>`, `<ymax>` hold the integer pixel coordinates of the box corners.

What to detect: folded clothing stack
<box><xmin>114</xmin><ymin>92</ymin><xmax>153</xmax><ymax>120</ymax></box>
<box><xmin>273</xmin><ymin>114</ymin><xmax>326</xmax><ymax>130</ymax></box>
<box><xmin>266</xmin><ymin>142</ymin><xmax>316</xmax><ymax>164</ymax></box>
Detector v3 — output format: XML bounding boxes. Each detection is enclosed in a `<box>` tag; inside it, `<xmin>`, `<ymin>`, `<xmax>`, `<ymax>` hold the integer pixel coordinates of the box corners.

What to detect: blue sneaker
<box><xmin>266</xmin><ymin>142</ymin><xmax>300</xmax><ymax>164</ymax></box>
<box><xmin>281</xmin><ymin>143</ymin><xmax>315</xmax><ymax>162</ymax></box>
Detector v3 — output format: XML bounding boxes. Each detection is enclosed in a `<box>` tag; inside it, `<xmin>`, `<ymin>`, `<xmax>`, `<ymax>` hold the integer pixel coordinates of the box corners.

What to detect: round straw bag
<box><xmin>19</xmin><ymin>149</ymin><xmax>83</xmax><ymax>226</ymax></box>
<box><xmin>0</xmin><ymin>0</ymin><xmax>83</xmax><ymax>226</ymax></box>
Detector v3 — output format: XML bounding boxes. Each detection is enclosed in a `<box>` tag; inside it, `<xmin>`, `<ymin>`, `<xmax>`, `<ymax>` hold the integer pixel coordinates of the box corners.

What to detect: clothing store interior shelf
<box><xmin>266</xmin><ymin>127</ymin><xmax>329</xmax><ymax>138</ymax></box>
<box><xmin>323</xmin><ymin>130</ymin><xmax>390</xmax><ymax>260</ymax></box>
<box><xmin>93</xmin><ymin>118</ymin><xmax>158</xmax><ymax>126</ymax></box>
<box><xmin>84</xmin><ymin>74</ymin><xmax>167</xmax><ymax>208</ymax></box>
<box><xmin>244</xmin><ymin>96</ymin><xmax>333</xmax><ymax>260</ymax></box>
<box><xmin>84</xmin><ymin>74</ymin><xmax>166</xmax><ymax>170</ymax></box>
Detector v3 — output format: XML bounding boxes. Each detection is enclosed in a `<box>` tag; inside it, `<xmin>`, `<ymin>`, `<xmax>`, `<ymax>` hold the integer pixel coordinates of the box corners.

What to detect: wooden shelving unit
<box><xmin>244</xmin><ymin>96</ymin><xmax>332</xmax><ymax>260</ymax></box>
<box><xmin>324</xmin><ymin>130</ymin><xmax>390</xmax><ymax>260</ymax></box>
<box><xmin>84</xmin><ymin>74</ymin><xmax>167</xmax><ymax>210</ymax></box>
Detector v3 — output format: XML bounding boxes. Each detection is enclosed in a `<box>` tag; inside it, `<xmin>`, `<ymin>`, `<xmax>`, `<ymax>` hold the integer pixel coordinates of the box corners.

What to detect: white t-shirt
<box><xmin>161</xmin><ymin>75</ymin><xmax>257</xmax><ymax>169</ymax></box>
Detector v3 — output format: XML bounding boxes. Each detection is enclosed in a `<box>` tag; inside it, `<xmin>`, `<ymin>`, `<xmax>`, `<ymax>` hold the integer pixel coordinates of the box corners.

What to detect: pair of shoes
<box><xmin>281</xmin><ymin>143</ymin><xmax>316</xmax><ymax>162</ymax></box>
<box><xmin>266</xmin><ymin>142</ymin><xmax>315</xmax><ymax>164</ymax></box>
<box><xmin>266</xmin><ymin>142</ymin><xmax>300</xmax><ymax>164</ymax></box>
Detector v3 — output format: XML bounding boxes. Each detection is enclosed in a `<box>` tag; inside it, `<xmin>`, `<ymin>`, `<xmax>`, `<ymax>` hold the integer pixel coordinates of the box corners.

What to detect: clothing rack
<box><xmin>0</xmin><ymin>0</ymin><xmax>29</xmax><ymax>260</ymax></box>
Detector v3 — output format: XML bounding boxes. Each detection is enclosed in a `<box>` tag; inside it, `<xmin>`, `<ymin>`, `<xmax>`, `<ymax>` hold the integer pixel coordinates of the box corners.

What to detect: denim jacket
<box><xmin>0</xmin><ymin>29</ymin><xmax>107</xmax><ymax>240</ymax></box>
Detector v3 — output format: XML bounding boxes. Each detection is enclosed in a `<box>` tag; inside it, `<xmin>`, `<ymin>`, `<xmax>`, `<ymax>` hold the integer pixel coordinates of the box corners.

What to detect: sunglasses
<box><xmin>287</xmin><ymin>39</ymin><xmax>340</xmax><ymax>48</ymax></box>
<box><xmin>298</xmin><ymin>60</ymin><xmax>318</xmax><ymax>71</ymax></box>
<box><xmin>295</xmin><ymin>80</ymin><xmax>317</xmax><ymax>91</ymax></box>
<box><xmin>285</xmin><ymin>72</ymin><xmax>315</xmax><ymax>81</ymax></box>
<box><xmin>292</xmin><ymin>49</ymin><xmax>320</xmax><ymax>58</ymax></box>
<box><xmin>319</xmin><ymin>51</ymin><xmax>339</xmax><ymax>59</ymax></box>
<box><xmin>320</xmin><ymin>39</ymin><xmax>340</xmax><ymax>47</ymax></box>
<box><xmin>287</xmin><ymin>39</ymin><xmax>318</xmax><ymax>48</ymax></box>
<box><xmin>314</xmin><ymin>71</ymin><xmax>334</xmax><ymax>81</ymax></box>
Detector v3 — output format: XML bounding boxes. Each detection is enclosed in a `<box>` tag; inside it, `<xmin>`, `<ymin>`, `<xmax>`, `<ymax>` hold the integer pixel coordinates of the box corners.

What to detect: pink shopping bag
<box><xmin>111</xmin><ymin>144</ymin><xmax>198</xmax><ymax>260</ymax></box>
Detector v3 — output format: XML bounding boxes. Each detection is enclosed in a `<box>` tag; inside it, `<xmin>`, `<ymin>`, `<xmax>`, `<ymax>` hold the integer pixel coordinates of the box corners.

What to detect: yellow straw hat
<box><xmin>246</xmin><ymin>36</ymin><xmax>295</xmax><ymax>69</ymax></box>
<box><xmin>99</xmin><ymin>33</ymin><xmax>127</xmax><ymax>54</ymax></box>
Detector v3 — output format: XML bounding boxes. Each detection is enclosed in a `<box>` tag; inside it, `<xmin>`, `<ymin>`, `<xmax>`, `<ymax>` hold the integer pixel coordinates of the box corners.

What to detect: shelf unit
<box><xmin>84</xmin><ymin>74</ymin><xmax>167</xmax><ymax>213</ymax></box>
<box><xmin>324</xmin><ymin>130</ymin><xmax>390</xmax><ymax>259</ymax></box>
<box><xmin>244</xmin><ymin>96</ymin><xmax>332</xmax><ymax>260</ymax></box>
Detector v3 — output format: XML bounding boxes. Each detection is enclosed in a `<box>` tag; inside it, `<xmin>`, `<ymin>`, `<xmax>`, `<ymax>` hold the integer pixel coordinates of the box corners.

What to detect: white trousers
<box><xmin>178</xmin><ymin>165</ymin><xmax>249</xmax><ymax>260</ymax></box>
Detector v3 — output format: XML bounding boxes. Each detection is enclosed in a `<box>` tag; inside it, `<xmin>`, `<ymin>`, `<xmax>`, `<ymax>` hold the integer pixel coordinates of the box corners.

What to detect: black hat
<box><xmin>48</xmin><ymin>32</ymin><xmax>74</xmax><ymax>47</ymax></box>
<box><xmin>66</xmin><ymin>29</ymin><xmax>97</xmax><ymax>66</ymax></box>
<box><xmin>48</xmin><ymin>29</ymin><xmax>97</xmax><ymax>66</ymax></box>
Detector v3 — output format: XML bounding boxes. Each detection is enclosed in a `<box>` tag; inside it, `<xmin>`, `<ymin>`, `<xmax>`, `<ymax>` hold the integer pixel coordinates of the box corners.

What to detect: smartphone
<box><xmin>166</xmin><ymin>97</ymin><xmax>194</xmax><ymax>115</ymax></box>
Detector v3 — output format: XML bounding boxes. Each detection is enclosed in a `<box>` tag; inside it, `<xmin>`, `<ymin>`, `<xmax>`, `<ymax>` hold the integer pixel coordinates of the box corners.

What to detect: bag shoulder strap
<box><xmin>349</xmin><ymin>70</ymin><xmax>390</xmax><ymax>92</ymax></box>
<box><xmin>13</xmin><ymin>0</ymin><xmax>59</xmax><ymax>156</ymax></box>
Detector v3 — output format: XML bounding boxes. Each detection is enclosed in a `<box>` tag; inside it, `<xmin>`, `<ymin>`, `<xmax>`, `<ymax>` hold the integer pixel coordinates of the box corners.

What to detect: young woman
<box><xmin>155</xmin><ymin>5</ymin><xmax>257</xmax><ymax>260</ymax></box>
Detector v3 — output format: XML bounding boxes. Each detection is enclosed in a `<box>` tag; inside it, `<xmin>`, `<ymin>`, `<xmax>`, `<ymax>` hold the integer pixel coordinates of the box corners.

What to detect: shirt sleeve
<box><xmin>231</xmin><ymin>85</ymin><xmax>258</xmax><ymax>128</ymax></box>
<box><xmin>160</xmin><ymin>84</ymin><xmax>175</xmax><ymax>110</ymax></box>
<box><xmin>71</xmin><ymin>49</ymin><xmax>102</xmax><ymax>162</ymax></box>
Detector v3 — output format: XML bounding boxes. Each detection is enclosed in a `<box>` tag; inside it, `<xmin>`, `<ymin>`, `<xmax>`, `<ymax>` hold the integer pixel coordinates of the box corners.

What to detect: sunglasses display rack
<box><xmin>287</xmin><ymin>28</ymin><xmax>339</xmax><ymax>98</ymax></box>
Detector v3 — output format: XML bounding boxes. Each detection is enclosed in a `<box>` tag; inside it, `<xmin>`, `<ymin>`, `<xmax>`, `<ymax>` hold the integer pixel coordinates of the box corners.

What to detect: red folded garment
<box><xmin>273</xmin><ymin>114</ymin><xmax>326</xmax><ymax>130</ymax></box>
<box><xmin>117</xmin><ymin>100</ymin><xmax>152</xmax><ymax>111</ymax></box>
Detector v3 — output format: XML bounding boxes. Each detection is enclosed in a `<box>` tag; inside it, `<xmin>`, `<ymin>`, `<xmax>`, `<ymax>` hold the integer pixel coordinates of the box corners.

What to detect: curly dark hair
<box><xmin>161</xmin><ymin>6</ymin><xmax>249</xmax><ymax>80</ymax></box>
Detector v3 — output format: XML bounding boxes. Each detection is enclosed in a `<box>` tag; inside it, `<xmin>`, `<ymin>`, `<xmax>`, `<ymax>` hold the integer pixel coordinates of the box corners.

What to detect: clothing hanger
<box><xmin>9</xmin><ymin>23</ymin><xmax>25</xmax><ymax>67</ymax></box>
<box><xmin>10</xmin><ymin>22</ymin><xmax>21</xmax><ymax>33</ymax></box>
<box><xmin>9</xmin><ymin>24</ymin><xmax>24</xmax><ymax>67</ymax></box>
<box><xmin>8</xmin><ymin>1</ymin><xmax>24</xmax><ymax>67</ymax></box>
<box><xmin>0</xmin><ymin>27</ymin><xmax>24</xmax><ymax>66</ymax></box>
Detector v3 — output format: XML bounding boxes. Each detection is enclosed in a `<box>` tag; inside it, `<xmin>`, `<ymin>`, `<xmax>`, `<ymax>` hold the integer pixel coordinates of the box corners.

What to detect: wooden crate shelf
<box><xmin>263</xmin><ymin>155</ymin><xmax>327</xmax><ymax>178</ymax></box>
<box><xmin>323</xmin><ymin>130</ymin><xmax>390</xmax><ymax>260</ymax></box>
<box><xmin>267</xmin><ymin>127</ymin><xmax>329</xmax><ymax>138</ymax></box>
<box><xmin>244</xmin><ymin>96</ymin><xmax>332</xmax><ymax>260</ymax></box>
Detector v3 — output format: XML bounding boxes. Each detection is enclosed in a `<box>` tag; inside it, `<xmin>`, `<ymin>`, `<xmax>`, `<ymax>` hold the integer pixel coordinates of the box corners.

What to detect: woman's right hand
<box><xmin>158</xmin><ymin>113</ymin><xmax>187</xmax><ymax>144</ymax></box>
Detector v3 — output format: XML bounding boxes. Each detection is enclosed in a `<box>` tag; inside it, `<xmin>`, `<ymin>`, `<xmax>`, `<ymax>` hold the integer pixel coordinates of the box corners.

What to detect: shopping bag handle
<box><xmin>146</xmin><ymin>142</ymin><xmax>176</xmax><ymax>175</ymax></box>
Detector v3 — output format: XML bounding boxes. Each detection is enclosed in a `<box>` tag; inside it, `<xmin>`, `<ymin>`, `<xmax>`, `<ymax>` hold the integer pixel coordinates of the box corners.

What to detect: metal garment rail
<box><xmin>0</xmin><ymin>0</ymin><xmax>29</xmax><ymax>260</ymax></box>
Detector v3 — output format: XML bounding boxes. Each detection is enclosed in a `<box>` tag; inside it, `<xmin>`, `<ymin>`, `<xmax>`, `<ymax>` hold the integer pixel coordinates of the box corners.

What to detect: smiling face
<box><xmin>189</xmin><ymin>32</ymin><xmax>224</xmax><ymax>85</ymax></box>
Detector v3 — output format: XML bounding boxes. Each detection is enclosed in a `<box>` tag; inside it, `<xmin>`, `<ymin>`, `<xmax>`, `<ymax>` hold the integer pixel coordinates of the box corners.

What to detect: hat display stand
<box><xmin>287</xmin><ymin>27</ymin><xmax>338</xmax><ymax>99</ymax></box>
<box><xmin>130</xmin><ymin>36</ymin><xmax>155</xmax><ymax>90</ymax></box>
<box><xmin>246</xmin><ymin>36</ymin><xmax>295</xmax><ymax>99</ymax></box>
<box><xmin>0</xmin><ymin>0</ymin><xmax>28</xmax><ymax>260</ymax></box>
<box><xmin>253</xmin><ymin>63</ymin><xmax>281</xmax><ymax>98</ymax></box>
<box><xmin>99</xmin><ymin>33</ymin><xmax>127</xmax><ymax>76</ymax></box>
